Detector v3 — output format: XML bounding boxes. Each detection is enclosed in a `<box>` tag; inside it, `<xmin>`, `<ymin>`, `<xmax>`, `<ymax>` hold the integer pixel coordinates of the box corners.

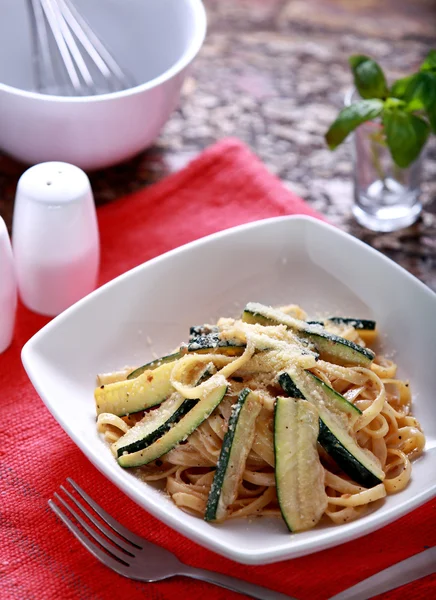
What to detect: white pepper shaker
<box><xmin>12</xmin><ymin>162</ymin><xmax>100</xmax><ymax>317</ymax></box>
<box><xmin>0</xmin><ymin>216</ymin><xmax>17</xmax><ymax>353</ymax></box>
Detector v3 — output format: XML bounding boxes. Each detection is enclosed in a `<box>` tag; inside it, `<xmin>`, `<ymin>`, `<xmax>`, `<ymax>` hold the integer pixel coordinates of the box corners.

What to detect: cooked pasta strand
<box><xmin>96</xmin><ymin>303</ymin><xmax>424</xmax><ymax>529</ymax></box>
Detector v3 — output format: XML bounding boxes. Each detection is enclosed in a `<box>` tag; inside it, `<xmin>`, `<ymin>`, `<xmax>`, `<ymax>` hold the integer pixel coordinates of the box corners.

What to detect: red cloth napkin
<box><xmin>1</xmin><ymin>138</ymin><xmax>434</xmax><ymax>600</ymax></box>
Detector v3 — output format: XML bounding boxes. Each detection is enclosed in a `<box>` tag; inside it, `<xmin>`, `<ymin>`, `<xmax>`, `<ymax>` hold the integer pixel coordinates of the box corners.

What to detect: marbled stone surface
<box><xmin>1</xmin><ymin>0</ymin><xmax>435</xmax><ymax>289</ymax></box>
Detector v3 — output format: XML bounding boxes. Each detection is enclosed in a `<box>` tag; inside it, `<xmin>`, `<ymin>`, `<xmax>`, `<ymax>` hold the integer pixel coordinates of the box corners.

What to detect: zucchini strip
<box><xmin>279</xmin><ymin>368</ymin><xmax>384</xmax><ymax>488</ymax></box>
<box><xmin>278</xmin><ymin>370</ymin><xmax>362</xmax><ymax>424</ymax></box>
<box><xmin>127</xmin><ymin>352</ymin><xmax>181</xmax><ymax>380</ymax></box>
<box><xmin>307</xmin><ymin>317</ymin><xmax>378</xmax><ymax>346</ymax></box>
<box><xmin>95</xmin><ymin>361</ymin><xmax>175</xmax><ymax>417</ymax></box>
<box><xmin>127</xmin><ymin>334</ymin><xmax>245</xmax><ymax>380</ymax></box>
<box><xmin>112</xmin><ymin>394</ymin><xmax>186</xmax><ymax>455</ymax></box>
<box><xmin>114</xmin><ymin>366</ymin><xmax>212</xmax><ymax>457</ymax></box>
<box><xmin>307</xmin><ymin>317</ymin><xmax>376</xmax><ymax>331</ymax></box>
<box><xmin>274</xmin><ymin>397</ymin><xmax>328</xmax><ymax>532</ymax></box>
<box><xmin>118</xmin><ymin>382</ymin><xmax>228</xmax><ymax>468</ymax></box>
<box><xmin>205</xmin><ymin>389</ymin><xmax>262</xmax><ymax>522</ymax></box>
<box><xmin>189</xmin><ymin>325</ymin><xmax>219</xmax><ymax>339</ymax></box>
<box><xmin>242</xmin><ymin>303</ymin><xmax>374</xmax><ymax>367</ymax></box>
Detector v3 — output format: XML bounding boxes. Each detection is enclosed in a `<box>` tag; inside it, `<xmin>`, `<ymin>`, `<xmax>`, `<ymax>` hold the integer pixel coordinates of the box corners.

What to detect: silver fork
<box><xmin>49</xmin><ymin>480</ymin><xmax>436</xmax><ymax>600</ymax></box>
<box><xmin>48</xmin><ymin>479</ymin><xmax>292</xmax><ymax>600</ymax></box>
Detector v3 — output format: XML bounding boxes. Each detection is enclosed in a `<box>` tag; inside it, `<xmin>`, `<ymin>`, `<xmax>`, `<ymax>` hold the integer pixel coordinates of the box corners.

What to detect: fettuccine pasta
<box><xmin>95</xmin><ymin>303</ymin><xmax>424</xmax><ymax>531</ymax></box>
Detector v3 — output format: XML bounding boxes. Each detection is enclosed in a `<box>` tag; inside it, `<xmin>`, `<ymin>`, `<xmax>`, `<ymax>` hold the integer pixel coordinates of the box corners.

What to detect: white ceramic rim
<box><xmin>21</xmin><ymin>216</ymin><xmax>436</xmax><ymax>341</ymax></box>
<box><xmin>0</xmin><ymin>0</ymin><xmax>207</xmax><ymax>103</ymax></box>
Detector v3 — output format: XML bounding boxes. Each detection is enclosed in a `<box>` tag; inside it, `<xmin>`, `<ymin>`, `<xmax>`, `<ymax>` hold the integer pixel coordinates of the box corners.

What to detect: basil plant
<box><xmin>326</xmin><ymin>50</ymin><xmax>436</xmax><ymax>168</ymax></box>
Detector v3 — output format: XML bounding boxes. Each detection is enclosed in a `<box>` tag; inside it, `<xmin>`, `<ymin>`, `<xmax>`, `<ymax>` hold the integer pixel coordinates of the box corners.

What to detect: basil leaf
<box><xmin>391</xmin><ymin>71</ymin><xmax>436</xmax><ymax>132</ymax></box>
<box><xmin>391</xmin><ymin>75</ymin><xmax>416</xmax><ymax>99</ymax></box>
<box><xmin>383</xmin><ymin>109</ymin><xmax>430</xmax><ymax>168</ymax></box>
<box><xmin>325</xmin><ymin>99</ymin><xmax>384</xmax><ymax>149</ymax></box>
<box><xmin>424</xmin><ymin>83</ymin><xmax>436</xmax><ymax>132</ymax></box>
<box><xmin>420</xmin><ymin>49</ymin><xmax>436</xmax><ymax>73</ymax></box>
<box><xmin>403</xmin><ymin>72</ymin><xmax>436</xmax><ymax>132</ymax></box>
<box><xmin>384</xmin><ymin>97</ymin><xmax>406</xmax><ymax>110</ymax></box>
<box><xmin>349</xmin><ymin>55</ymin><xmax>389</xmax><ymax>99</ymax></box>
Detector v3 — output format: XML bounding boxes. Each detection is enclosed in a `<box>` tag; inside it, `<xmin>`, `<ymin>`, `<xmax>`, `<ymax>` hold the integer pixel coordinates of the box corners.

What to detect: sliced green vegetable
<box><xmin>118</xmin><ymin>382</ymin><xmax>228</xmax><ymax>468</ymax></box>
<box><xmin>189</xmin><ymin>325</ymin><xmax>219</xmax><ymax>339</ymax></box>
<box><xmin>278</xmin><ymin>370</ymin><xmax>361</xmax><ymax>423</ymax></box>
<box><xmin>279</xmin><ymin>369</ymin><xmax>384</xmax><ymax>488</ymax></box>
<box><xmin>114</xmin><ymin>366</ymin><xmax>212</xmax><ymax>457</ymax></box>
<box><xmin>187</xmin><ymin>334</ymin><xmax>245</xmax><ymax>355</ymax></box>
<box><xmin>113</xmin><ymin>394</ymin><xmax>187</xmax><ymax>455</ymax></box>
<box><xmin>205</xmin><ymin>389</ymin><xmax>262</xmax><ymax>522</ymax></box>
<box><xmin>307</xmin><ymin>317</ymin><xmax>376</xmax><ymax>331</ymax></box>
<box><xmin>242</xmin><ymin>303</ymin><xmax>374</xmax><ymax>367</ymax></box>
<box><xmin>317</xmin><ymin>415</ymin><xmax>383</xmax><ymax>488</ymax></box>
<box><xmin>95</xmin><ymin>361</ymin><xmax>175</xmax><ymax>417</ymax></box>
<box><xmin>127</xmin><ymin>352</ymin><xmax>181</xmax><ymax>380</ymax></box>
<box><xmin>277</xmin><ymin>373</ymin><xmax>305</xmax><ymax>399</ymax></box>
<box><xmin>127</xmin><ymin>334</ymin><xmax>245</xmax><ymax>380</ymax></box>
<box><xmin>274</xmin><ymin>397</ymin><xmax>327</xmax><ymax>532</ymax></box>
<box><xmin>307</xmin><ymin>317</ymin><xmax>377</xmax><ymax>346</ymax></box>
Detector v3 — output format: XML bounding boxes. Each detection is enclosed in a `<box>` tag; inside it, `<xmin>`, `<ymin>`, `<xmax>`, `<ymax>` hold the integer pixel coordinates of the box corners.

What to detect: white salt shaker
<box><xmin>0</xmin><ymin>216</ymin><xmax>17</xmax><ymax>352</ymax></box>
<box><xmin>12</xmin><ymin>162</ymin><xmax>100</xmax><ymax>317</ymax></box>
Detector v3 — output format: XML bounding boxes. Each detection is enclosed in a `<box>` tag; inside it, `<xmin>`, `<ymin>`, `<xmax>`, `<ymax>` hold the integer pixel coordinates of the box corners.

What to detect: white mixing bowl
<box><xmin>0</xmin><ymin>0</ymin><xmax>206</xmax><ymax>170</ymax></box>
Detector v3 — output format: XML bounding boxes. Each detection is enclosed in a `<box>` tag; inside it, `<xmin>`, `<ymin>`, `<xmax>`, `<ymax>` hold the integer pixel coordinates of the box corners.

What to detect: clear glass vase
<box><xmin>351</xmin><ymin>121</ymin><xmax>423</xmax><ymax>232</ymax></box>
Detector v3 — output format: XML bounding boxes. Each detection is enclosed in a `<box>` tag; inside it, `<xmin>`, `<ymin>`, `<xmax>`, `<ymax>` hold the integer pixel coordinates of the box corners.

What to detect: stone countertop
<box><xmin>1</xmin><ymin>0</ymin><xmax>435</xmax><ymax>290</ymax></box>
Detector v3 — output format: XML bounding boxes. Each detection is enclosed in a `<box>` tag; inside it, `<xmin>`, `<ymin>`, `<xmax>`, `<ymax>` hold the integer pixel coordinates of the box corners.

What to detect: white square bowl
<box><xmin>22</xmin><ymin>215</ymin><xmax>436</xmax><ymax>565</ymax></box>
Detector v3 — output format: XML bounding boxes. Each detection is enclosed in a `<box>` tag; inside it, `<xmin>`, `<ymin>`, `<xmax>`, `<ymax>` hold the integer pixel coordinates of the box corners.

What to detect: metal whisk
<box><xmin>27</xmin><ymin>0</ymin><xmax>135</xmax><ymax>96</ymax></box>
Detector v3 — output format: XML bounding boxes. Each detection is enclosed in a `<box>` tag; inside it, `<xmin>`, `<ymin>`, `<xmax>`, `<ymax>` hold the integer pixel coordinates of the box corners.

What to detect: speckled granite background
<box><xmin>1</xmin><ymin>0</ymin><xmax>435</xmax><ymax>289</ymax></box>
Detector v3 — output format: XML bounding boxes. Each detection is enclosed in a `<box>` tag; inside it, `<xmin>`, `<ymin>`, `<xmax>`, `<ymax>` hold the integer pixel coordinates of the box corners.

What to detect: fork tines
<box><xmin>48</xmin><ymin>478</ymin><xmax>142</xmax><ymax>573</ymax></box>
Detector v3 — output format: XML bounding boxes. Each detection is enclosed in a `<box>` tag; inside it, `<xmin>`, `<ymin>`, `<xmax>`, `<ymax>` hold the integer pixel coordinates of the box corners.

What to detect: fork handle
<box><xmin>177</xmin><ymin>566</ymin><xmax>295</xmax><ymax>599</ymax></box>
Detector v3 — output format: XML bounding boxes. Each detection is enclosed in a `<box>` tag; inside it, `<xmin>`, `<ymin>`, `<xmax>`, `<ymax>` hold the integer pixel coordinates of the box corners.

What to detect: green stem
<box><xmin>392</xmin><ymin>162</ymin><xmax>404</xmax><ymax>184</ymax></box>
<box><xmin>369</xmin><ymin>135</ymin><xmax>387</xmax><ymax>189</ymax></box>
